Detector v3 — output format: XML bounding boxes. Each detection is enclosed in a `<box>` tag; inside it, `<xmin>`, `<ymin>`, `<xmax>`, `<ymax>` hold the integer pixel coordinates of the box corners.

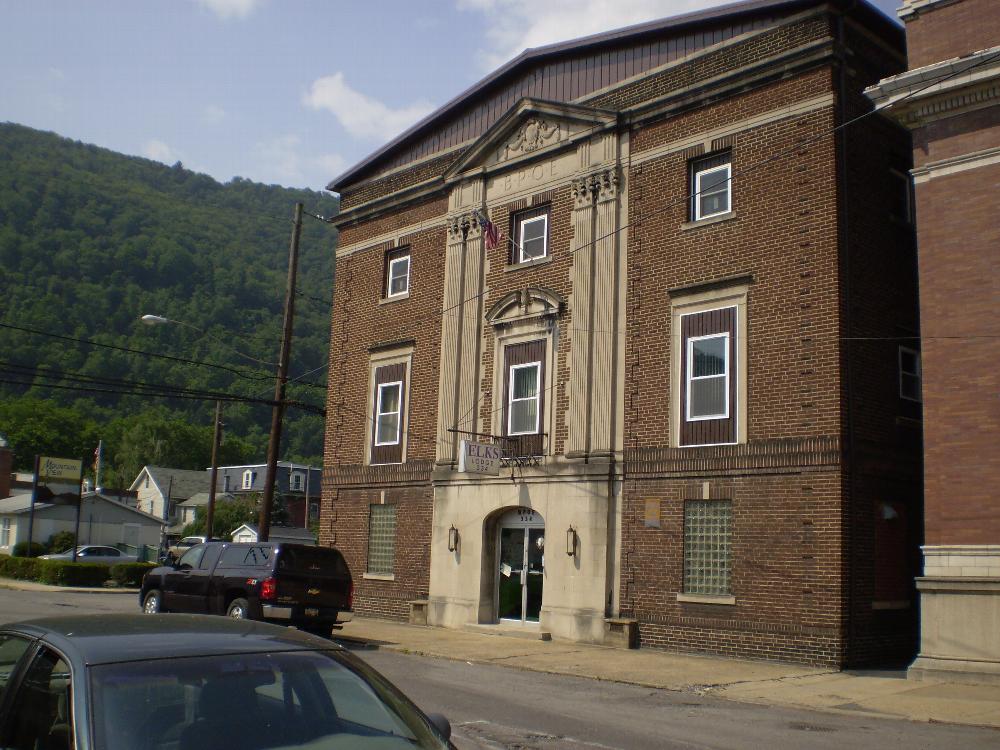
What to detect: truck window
<box><xmin>200</xmin><ymin>544</ymin><xmax>223</xmax><ymax>570</ymax></box>
<box><xmin>276</xmin><ymin>546</ymin><xmax>349</xmax><ymax>577</ymax></box>
<box><xmin>218</xmin><ymin>545</ymin><xmax>273</xmax><ymax>569</ymax></box>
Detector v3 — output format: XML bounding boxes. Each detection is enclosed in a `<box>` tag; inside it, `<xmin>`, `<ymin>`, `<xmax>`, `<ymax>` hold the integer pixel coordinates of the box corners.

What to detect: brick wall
<box><xmin>913</xmin><ymin>162</ymin><xmax>1000</xmax><ymax>546</ymax></box>
<box><xmin>904</xmin><ymin>0</ymin><xmax>1000</xmax><ymax>69</ymax></box>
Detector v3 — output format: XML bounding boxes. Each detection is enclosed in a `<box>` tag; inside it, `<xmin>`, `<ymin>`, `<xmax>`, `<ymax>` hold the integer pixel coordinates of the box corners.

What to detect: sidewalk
<box><xmin>335</xmin><ymin>617</ymin><xmax>1000</xmax><ymax>730</ymax></box>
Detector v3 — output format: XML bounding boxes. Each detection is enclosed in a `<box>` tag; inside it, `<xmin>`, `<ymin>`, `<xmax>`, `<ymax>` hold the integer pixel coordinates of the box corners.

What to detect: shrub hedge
<box><xmin>110</xmin><ymin>562</ymin><xmax>156</xmax><ymax>587</ymax></box>
<box><xmin>0</xmin><ymin>556</ymin><xmax>111</xmax><ymax>587</ymax></box>
<box><xmin>11</xmin><ymin>541</ymin><xmax>47</xmax><ymax>557</ymax></box>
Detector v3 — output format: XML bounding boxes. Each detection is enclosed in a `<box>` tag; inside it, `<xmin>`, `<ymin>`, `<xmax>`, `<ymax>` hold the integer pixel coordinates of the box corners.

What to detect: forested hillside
<box><xmin>0</xmin><ymin>123</ymin><xmax>338</xmax><ymax>483</ymax></box>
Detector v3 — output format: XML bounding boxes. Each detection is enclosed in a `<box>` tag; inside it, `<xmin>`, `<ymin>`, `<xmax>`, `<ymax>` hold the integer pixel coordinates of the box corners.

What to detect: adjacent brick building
<box><xmin>867</xmin><ymin>0</ymin><xmax>1000</xmax><ymax>682</ymax></box>
<box><xmin>322</xmin><ymin>0</ymin><xmax>920</xmax><ymax>666</ymax></box>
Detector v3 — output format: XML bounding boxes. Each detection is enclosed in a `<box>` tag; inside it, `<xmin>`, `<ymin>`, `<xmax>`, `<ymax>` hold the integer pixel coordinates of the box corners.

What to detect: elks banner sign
<box><xmin>458</xmin><ymin>440</ymin><xmax>503</xmax><ymax>476</ymax></box>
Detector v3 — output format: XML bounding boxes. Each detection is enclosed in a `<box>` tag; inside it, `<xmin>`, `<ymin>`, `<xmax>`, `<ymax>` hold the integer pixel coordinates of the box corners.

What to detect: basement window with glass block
<box><xmin>367</xmin><ymin>504</ymin><xmax>397</xmax><ymax>576</ymax></box>
<box><xmin>683</xmin><ymin>500</ymin><xmax>732</xmax><ymax>596</ymax></box>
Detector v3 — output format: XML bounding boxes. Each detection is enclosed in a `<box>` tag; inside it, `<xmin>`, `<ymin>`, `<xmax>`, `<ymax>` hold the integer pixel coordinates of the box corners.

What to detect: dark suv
<box><xmin>140</xmin><ymin>541</ymin><xmax>353</xmax><ymax>636</ymax></box>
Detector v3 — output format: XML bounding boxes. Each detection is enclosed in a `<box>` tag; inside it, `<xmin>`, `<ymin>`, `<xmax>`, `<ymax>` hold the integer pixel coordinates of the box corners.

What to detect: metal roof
<box><xmin>328</xmin><ymin>0</ymin><xmax>899</xmax><ymax>191</ymax></box>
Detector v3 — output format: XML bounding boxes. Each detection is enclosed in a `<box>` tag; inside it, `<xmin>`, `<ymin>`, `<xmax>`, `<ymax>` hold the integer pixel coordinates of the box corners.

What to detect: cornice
<box><xmin>865</xmin><ymin>47</ymin><xmax>1000</xmax><ymax>128</ymax></box>
<box><xmin>897</xmin><ymin>0</ymin><xmax>963</xmax><ymax>22</ymax></box>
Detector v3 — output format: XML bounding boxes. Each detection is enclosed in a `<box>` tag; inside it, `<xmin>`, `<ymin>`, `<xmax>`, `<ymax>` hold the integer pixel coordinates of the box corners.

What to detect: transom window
<box><xmin>899</xmin><ymin>346</ymin><xmax>922</xmax><ymax>402</ymax></box>
<box><xmin>374</xmin><ymin>382</ymin><xmax>403</xmax><ymax>446</ymax></box>
<box><xmin>687</xmin><ymin>333</ymin><xmax>730</xmax><ymax>420</ymax></box>
<box><xmin>386</xmin><ymin>250</ymin><xmax>410</xmax><ymax>298</ymax></box>
<box><xmin>684</xmin><ymin>500</ymin><xmax>732</xmax><ymax>596</ymax></box>
<box><xmin>513</xmin><ymin>207</ymin><xmax>549</xmax><ymax>264</ymax></box>
<box><xmin>691</xmin><ymin>153</ymin><xmax>731</xmax><ymax>221</ymax></box>
<box><xmin>508</xmin><ymin>362</ymin><xmax>541</xmax><ymax>435</ymax></box>
<box><xmin>367</xmin><ymin>504</ymin><xmax>397</xmax><ymax>576</ymax></box>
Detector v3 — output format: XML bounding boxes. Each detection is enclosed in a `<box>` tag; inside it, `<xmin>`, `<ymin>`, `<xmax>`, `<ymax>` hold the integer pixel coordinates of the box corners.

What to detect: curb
<box><xmin>0</xmin><ymin>578</ymin><xmax>139</xmax><ymax>595</ymax></box>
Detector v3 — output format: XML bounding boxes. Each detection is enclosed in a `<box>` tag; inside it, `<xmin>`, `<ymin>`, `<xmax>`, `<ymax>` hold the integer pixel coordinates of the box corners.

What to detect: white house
<box><xmin>230</xmin><ymin>524</ymin><xmax>316</xmax><ymax>546</ymax></box>
<box><xmin>129</xmin><ymin>466</ymin><xmax>213</xmax><ymax>526</ymax></box>
<box><xmin>0</xmin><ymin>492</ymin><xmax>165</xmax><ymax>555</ymax></box>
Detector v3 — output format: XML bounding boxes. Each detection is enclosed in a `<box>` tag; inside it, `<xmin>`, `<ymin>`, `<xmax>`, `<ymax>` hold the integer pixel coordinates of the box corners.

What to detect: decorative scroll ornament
<box><xmin>498</xmin><ymin>119</ymin><xmax>562</xmax><ymax>162</ymax></box>
<box><xmin>597</xmin><ymin>168</ymin><xmax>620</xmax><ymax>202</ymax></box>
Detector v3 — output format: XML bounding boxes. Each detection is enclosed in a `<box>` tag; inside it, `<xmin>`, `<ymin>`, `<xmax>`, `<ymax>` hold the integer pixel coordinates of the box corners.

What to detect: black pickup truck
<box><xmin>139</xmin><ymin>541</ymin><xmax>353</xmax><ymax>636</ymax></box>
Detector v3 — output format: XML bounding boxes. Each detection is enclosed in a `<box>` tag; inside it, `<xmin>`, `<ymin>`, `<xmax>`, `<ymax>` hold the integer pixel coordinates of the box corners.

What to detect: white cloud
<box><xmin>142</xmin><ymin>139</ymin><xmax>180</xmax><ymax>164</ymax></box>
<box><xmin>457</xmin><ymin>0</ymin><xmax>725</xmax><ymax>70</ymax></box>
<box><xmin>303</xmin><ymin>72</ymin><xmax>434</xmax><ymax>142</ymax></box>
<box><xmin>244</xmin><ymin>134</ymin><xmax>344</xmax><ymax>188</ymax></box>
<box><xmin>193</xmin><ymin>0</ymin><xmax>263</xmax><ymax>20</ymax></box>
<box><xmin>203</xmin><ymin>104</ymin><xmax>227</xmax><ymax>124</ymax></box>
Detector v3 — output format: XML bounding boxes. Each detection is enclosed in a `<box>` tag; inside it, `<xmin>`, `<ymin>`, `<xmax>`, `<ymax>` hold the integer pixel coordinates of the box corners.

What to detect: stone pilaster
<box><xmin>567</xmin><ymin>174</ymin><xmax>596</xmax><ymax>455</ymax></box>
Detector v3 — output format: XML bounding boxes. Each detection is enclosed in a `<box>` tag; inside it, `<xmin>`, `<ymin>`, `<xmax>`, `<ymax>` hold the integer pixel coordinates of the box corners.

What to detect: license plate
<box><xmin>305</xmin><ymin>608</ymin><xmax>319</xmax><ymax>617</ymax></box>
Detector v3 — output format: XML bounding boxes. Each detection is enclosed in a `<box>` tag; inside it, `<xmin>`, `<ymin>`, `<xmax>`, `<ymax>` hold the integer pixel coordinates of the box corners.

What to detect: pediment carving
<box><xmin>485</xmin><ymin>285</ymin><xmax>566</xmax><ymax>327</ymax></box>
<box><xmin>497</xmin><ymin>119</ymin><xmax>562</xmax><ymax>163</ymax></box>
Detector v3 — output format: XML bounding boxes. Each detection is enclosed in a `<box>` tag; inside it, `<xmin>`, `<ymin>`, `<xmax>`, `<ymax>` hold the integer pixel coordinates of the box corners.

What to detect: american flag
<box><xmin>475</xmin><ymin>209</ymin><xmax>500</xmax><ymax>251</ymax></box>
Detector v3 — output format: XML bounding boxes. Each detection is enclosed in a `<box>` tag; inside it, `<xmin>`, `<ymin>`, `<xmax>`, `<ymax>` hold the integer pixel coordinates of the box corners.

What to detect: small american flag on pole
<box><xmin>475</xmin><ymin>209</ymin><xmax>500</xmax><ymax>251</ymax></box>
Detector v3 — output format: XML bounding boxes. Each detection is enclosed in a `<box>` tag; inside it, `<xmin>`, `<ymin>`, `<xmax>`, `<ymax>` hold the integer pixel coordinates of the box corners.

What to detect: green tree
<box><xmin>181</xmin><ymin>495</ymin><xmax>258</xmax><ymax>538</ymax></box>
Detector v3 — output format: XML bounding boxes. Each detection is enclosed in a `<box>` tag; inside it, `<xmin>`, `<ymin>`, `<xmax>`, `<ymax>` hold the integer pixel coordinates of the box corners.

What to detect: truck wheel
<box><xmin>142</xmin><ymin>590</ymin><xmax>163</xmax><ymax>614</ymax></box>
<box><xmin>227</xmin><ymin>597</ymin><xmax>250</xmax><ymax>619</ymax></box>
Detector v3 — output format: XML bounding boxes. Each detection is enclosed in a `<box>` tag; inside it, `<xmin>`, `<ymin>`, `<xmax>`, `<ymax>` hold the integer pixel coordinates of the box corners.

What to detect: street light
<box><xmin>140</xmin><ymin>315</ymin><xmax>276</xmax><ymax>367</ymax></box>
<box><xmin>139</xmin><ymin>315</ymin><xmax>264</xmax><ymax>539</ymax></box>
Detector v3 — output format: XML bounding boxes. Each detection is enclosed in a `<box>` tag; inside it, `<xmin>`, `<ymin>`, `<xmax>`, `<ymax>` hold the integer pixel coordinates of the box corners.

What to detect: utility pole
<box><xmin>206</xmin><ymin>400</ymin><xmax>222</xmax><ymax>539</ymax></box>
<box><xmin>258</xmin><ymin>202</ymin><xmax>303</xmax><ymax>542</ymax></box>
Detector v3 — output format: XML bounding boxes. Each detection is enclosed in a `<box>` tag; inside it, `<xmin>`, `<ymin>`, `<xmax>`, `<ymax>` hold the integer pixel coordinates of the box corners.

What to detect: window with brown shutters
<box><xmin>680</xmin><ymin>306</ymin><xmax>737</xmax><ymax>446</ymax></box>
<box><xmin>509</xmin><ymin>206</ymin><xmax>549</xmax><ymax>265</ymax></box>
<box><xmin>371</xmin><ymin>362</ymin><xmax>406</xmax><ymax>464</ymax></box>
<box><xmin>503</xmin><ymin>339</ymin><xmax>545</xmax><ymax>457</ymax></box>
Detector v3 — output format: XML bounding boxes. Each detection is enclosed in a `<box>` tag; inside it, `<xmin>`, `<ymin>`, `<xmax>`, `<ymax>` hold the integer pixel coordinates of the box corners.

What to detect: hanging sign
<box><xmin>36</xmin><ymin>456</ymin><xmax>83</xmax><ymax>506</ymax></box>
<box><xmin>459</xmin><ymin>440</ymin><xmax>503</xmax><ymax>476</ymax></box>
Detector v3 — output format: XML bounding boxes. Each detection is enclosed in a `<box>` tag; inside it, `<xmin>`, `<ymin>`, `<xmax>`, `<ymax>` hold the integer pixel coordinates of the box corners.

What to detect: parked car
<box><xmin>167</xmin><ymin>535</ymin><xmax>206</xmax><ymax>558</ymax></box>
<box><xmin>0</xmin><ymin>614</ymin><xmax>453</xmax><ymax>749</ymax></box>
<box><xmin>140</xmin><ymin>541</ymin><xmax>353</xmax><ymax>636</ymax></box>
<box><xmin>37</xmin><ymin>545</ymin><xmax>137</xmax><ymax>564</ymax></box>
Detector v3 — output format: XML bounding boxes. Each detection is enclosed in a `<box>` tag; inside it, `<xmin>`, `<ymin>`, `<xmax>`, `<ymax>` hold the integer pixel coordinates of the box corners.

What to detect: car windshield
<box><xmin>90</xmin><ymin>648</ymin><xmax>448</xmax><ymax>750</ymax></box>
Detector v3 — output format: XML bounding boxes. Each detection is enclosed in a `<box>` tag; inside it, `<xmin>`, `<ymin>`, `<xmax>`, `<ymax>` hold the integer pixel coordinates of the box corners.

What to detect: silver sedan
<box><xmin>38</xmin><ymin>545</ymin><xmax>138</xmax><ymax>564</ymax></box>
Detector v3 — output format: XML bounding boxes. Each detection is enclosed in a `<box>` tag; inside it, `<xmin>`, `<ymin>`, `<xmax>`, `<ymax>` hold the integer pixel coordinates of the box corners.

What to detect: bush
<box><xmin>0</xmin><ymin>555</ymin><xmax>41</xmax><ymax>580</ymax></box>
<box><xmin>48</xmin><ymin>531</ymin><xmax>76</xmax><ymax>554</ymax></box>
<box><xmin>110</xmin><ymin>562</ymin><xmax>156</xmax><ymax>587</ymax></box>
<box><xmin>11</xmin><ymin>541</ymin><xmax>47</xmax><ymax>557</ymax></box>
<box><xmin>35</xmin><ymin>560</ymin><xmax>109</xmax><ymax>587</ymax></box>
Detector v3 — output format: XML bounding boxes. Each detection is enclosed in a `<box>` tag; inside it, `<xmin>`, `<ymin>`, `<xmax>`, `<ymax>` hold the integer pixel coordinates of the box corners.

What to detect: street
<box><xmin>1</xmin><ymin>587</ymin><xmax>997</xmax><ymax>749</ymax></box>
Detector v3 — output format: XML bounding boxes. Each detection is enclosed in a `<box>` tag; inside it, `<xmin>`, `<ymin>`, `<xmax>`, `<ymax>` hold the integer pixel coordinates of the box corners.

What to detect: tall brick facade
<box><xmin>324</xmin><ymin>0</ymin><xmax>918</xmax><ymax>667</ymax></box>
<box><xmin>867</xmin><ymin>0</ymin><xmax>1000</xmax><ymax>683</ymax></box>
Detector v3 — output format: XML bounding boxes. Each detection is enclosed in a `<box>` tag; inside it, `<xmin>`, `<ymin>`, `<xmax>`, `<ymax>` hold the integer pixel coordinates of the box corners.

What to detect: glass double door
<box><xmin>498</xmin><ymin>524</ymin><xmax>544</xmax><ymax>623</ymax></box>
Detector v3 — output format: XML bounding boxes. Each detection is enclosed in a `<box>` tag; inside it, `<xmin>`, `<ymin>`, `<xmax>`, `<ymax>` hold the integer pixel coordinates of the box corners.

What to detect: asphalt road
<box><xmin>1</xmin><ymin>587</ymin><xmax>997</xmax><ymax>749</ymax></box>
<box><xmin>353</xmin><ymin>647</ymin><xmax>1000</xmax><ymax>750</ymax></box>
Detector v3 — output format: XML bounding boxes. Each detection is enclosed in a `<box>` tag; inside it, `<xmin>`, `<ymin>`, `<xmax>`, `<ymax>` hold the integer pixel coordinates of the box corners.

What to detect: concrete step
<box><xmin>463</xmin><ymin>623</ymin><xmax>552</xmax><ymax>641</ymax></box>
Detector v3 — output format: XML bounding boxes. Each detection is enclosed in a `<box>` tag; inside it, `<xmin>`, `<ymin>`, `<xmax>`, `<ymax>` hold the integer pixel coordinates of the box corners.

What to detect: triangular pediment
<box><xmin>445</xmin><ymin>98</ymin><xmax>617</xmax><ymax>181</ymax></box>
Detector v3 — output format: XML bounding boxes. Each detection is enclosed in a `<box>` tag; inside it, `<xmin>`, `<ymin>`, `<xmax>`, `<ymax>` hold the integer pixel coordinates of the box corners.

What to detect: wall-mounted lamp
<box><xmin>448</xmin><ymin>525</ymin><xmax>459</xmax><ymax>552</ymax></box>
<box><xmin>566</xmin><ymin>526</ymin><xmax>577</xmax><ymax>556</ymax></box>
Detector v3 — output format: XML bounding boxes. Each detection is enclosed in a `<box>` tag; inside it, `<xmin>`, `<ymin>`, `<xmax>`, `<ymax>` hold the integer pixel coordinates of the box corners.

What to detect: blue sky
<box><xmin>0</xmin><ymin>0</ymin><xmax>902</xmax><ymax>192</ymax></box>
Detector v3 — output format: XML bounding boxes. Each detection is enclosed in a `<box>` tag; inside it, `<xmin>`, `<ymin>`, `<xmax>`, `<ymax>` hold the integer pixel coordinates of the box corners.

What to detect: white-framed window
<box><xmin>367</xmin><ymin>504</ymin><xmax>396</xmax><ymax>576</ymax></box>
<box><xmin>386</xmin><ymin>251</ymin><xmax>410</xmax><ymax>298</ymax></box>
<box><xmin>242</xmin><ymin>469</ymin><xmax>254</xmax><ymax>490</ymax></box>
<box><xmin>1</xmin><ymin>518</ymin><xmax>10</xmax><ymax>547</ymax></box>
<box><xmin>290</xmin><ymin>472</ymin><xmax>304</xmax><ymax>492</ymax></box>
<box><xmin>508</xmin><ymin>362</ymin><xmax>541</xmax><ymax>435</ymax></box>
<box><xmin>686</xmin><ymin>332</ymin><xmax>730</xmax><ymax>421</ymax></box>
<box><xmin>517</xmin><ymin>214</ymin><xmax>548</xmax><ymax>263</ymax></box>
<box><xmin>692</xmin><ymin>154</ymin><xmax>731</xmax><ymax>221</ymax></box>
<box><xmin>374</xmin><ymin>381</ymin><xmax>403</xmax><ymax>446</ymax></box>
<box><xmin>899</xmin><ymin>346</ymin><xmax>922</xmax><ymax>402</ymax></box>
<box><xmin>684</xmin><ymin>500</ymin><xmax>732</xmax><ymax>596</ymax></box>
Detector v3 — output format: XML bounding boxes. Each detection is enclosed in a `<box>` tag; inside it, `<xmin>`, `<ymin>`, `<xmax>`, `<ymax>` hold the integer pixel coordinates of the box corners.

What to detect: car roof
<box><xmin>2</xmin><ymin>614</ymin><xmax>342</xmax><ymax>666</ymax></box>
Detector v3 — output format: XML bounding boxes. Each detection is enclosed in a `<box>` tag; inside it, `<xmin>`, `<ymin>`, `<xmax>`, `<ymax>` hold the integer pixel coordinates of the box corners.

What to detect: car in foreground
<box><xmin>140</xmin><ymin>541</ymin><xmax>353</xmax><ymax>636</ymax></box>
<box><xmin>0</xmin><ymin>614</ymin><xmax>453</xmax><ymax>749</ymax></box>
<box><xmin>37</xmin><ymin>545</ymin><xmax>138</xmax><ymax>564</ymax></box>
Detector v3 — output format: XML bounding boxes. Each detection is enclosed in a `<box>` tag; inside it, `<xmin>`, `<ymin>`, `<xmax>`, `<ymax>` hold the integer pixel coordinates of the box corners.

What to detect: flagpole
<box><xmin>94</xmin><ymin>440</ymin><xmax>103</xmax><ymax>492</ymax></box>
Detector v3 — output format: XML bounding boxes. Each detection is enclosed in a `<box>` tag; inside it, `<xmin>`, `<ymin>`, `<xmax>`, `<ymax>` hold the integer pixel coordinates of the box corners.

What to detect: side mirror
<box><xmin>426</xmin><ymin>713</ymin><xmax>451</xmax><ymax>741</ymax></box>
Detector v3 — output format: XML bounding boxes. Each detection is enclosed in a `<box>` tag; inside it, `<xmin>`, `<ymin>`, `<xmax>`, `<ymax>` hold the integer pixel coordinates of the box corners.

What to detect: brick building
<box><xmin>867</xmin><ymin>0</ymin><xmax>1000</xmax><ymax>682</ymax></box>
<box><xmin>322</xmin><ymin>0</ymin><xmax>920</xmax><ymax>666</ymax></box>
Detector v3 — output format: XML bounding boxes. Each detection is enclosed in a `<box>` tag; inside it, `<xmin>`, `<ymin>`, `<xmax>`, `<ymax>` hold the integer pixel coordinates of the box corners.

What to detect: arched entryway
<box><xmin>495</xmin><ymin>507</ymin><xmax>545</xmax><ymax>624</ymax></box>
